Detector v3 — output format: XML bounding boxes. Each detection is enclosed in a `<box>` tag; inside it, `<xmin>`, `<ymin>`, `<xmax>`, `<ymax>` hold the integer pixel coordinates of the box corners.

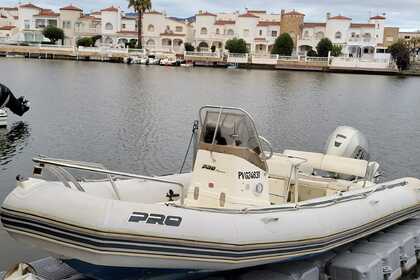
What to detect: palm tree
<box><xmin>128</xmin><ymin>0</ymin><xmax>152</xmax><ymax>49</ymax></box>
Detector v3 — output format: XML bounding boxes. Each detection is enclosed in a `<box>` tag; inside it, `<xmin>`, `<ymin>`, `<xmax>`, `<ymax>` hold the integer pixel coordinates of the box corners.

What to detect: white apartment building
<box><xmin>192</xmin><ymin>9</ymin><xmax>281</xmax><ymax>53</ymax></box>
<box><xmin>0</xmin><ymin>3</ymin><xmax>392</xmax><ymax>58</ymax></box>
<box><xmin>298</xmin><ymin>14</ymin><xmax>387</xmax><ymax>58</ymax></box>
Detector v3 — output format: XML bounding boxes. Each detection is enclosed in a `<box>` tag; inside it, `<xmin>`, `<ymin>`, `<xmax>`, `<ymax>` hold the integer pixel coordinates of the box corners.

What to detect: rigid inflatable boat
<box><xmin>1</xmin><ymin>106</ymin><xmax>420</xmax><ymax>272</ymax></box>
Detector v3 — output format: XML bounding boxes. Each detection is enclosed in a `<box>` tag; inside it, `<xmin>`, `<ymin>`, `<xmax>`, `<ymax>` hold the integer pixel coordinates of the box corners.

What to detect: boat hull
<box><xmin>1</xmin><ymin>177</ymin><xmax>420</xmax><ymax>270</ymax></box>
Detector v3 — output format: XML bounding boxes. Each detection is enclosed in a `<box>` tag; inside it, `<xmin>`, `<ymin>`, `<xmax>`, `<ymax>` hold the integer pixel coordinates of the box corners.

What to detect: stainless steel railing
<box><xmin>32</xmin><ymin>157</ymin><xmax>186</xmax><ymax>205</ymax></box>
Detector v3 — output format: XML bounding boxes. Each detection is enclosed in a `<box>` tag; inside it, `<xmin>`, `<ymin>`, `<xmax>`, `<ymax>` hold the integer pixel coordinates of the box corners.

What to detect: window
<box><xmin>304</xmin><ymin>30</ymin><xmax>309</xmax><ymax>38</ymax></box>
<box><xmin>105</xmin><ymin>22</ymin><xmax>113</xmax><ymax>30</ymax></box>
<box><xmin>271</xmin><ymin>30</ymin><xmax>278</xmax><ymax>37</ymax></box>
<box><xmin>24</xmin><ymin>20</ymin><xmax>30</xmax><ymax>29</ymax></box>
<box><xmin>47</xmin><ymin>20</ymin><xmax>57</xmax><ymax>27</ymax></box>
<box><xmin>351</xmin><ymin>32</ymin><xmax>356</xmax><ymax>38</ymax></box>
<box><xmin>200</xmin><ymin>27</ymin><xmax>207</xmax><ymax>35</ymax></box>
<box><xmin>35</xmin><ymin>19</ymin><xmax>45</xmax><ymax>29</ymax></box>
<box><xmin>335</xmin><ymin>31</ymin><xmax>342</xmax><ymax>39</ymax></box>
<box><xmin>404</xmin><ymin>35</ymin><xmax>410</xmax><ymax>39</ymax></box>
<box><xmin>227</xmin><ymin>29</ymin><xmax>234</xmax><ymax>36</ymax></box>
<box><xmin>386</xmin><ymin>36</ymin><xmax>394</xmax><ymax>42</ymax></box>
<box><xmin>259</xmin><ymin>30</ymin><xmax>262</xmax><ymax>36</ymax></box>
<box><xmin>121</xmin><ymin>23</ymin><xmax>126</xmax><ymax>29</ymax></box>
<box><xmin>63</xmin><ymin>21</ymin><xmax>71</xmax><ymax>29</ymax></box>
<box><xmin>147</xmin><ymin>24</ymin><xmax>154</xmax><ymax>32</ymax></box>
<box><xmin>363</xmin><ymin>33</ymin><xmax>371</xmax><ymax>42</ymax></box>
<box><xmin>176</xmin><ymin>26</ymin><xmax>183</xmax><ymax>32</ymax></box>
<box><xmin>146</xmin><ymin>39</ymin><xmax>155</xmax><ymax>46</ymax></box>
<box><xmin>243</xmin><ymin>29</ymin><xmax>249</xmax><ymax>37</ymax></box>
<box><xmin>216</xmin><ymin>28</ymin><xmax>220</xmax><ymax>35</ymax></box>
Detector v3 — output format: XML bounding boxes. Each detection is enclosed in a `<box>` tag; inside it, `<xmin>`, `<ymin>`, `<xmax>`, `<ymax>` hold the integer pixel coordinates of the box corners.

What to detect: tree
<box><xmin>388</xmin><ymin>40</ymin><xmax>411</xmax><ymax>70</ymax></box>
<box><xmin>271</xmin><ymin>33</ymin><xmax>294</xmax><ymax>56</ymax></box>
<box><xmin>128</xmin><ymin>0</ymin><xmax>152</xmax><ymax>49</ymax></box>
<box><xmin>127</xmin><ymin>39</ymin><xmax>137</xmax><ymax>48</ymax></box>
<box><xmin>331</xmin><ymin>44</ymin><xmax>343</xmax><ymax>57</ymax></box>
<box><xmin>307</xmin><ymin>48</ymin><xmax>317</xmax><ymax>57</ymax></box>
<box><xmin>91</xmin><ymin>35</ymin><xmax>102</xmax><ymax>46</ymax></box>
<box><xmin>77</xmin><ymin>37</ymin><xmax>93</xmax><ymax>47</ymax></box>
<box><xmin>225</xmin><ymin>38</ymin><xmax>248</xmax><ymax>53</ymax></box>
<box><xmin>42</xmin><ymin>26</ymin><xmax>64</xmax><ymax>45</ymax></box>
<box><xmin>316</xmin><ymin>38</ymin><xmax>333</xmax><ymax>57</ymax></box>
<box><xmin>184</xmin><ymin>42</ymin><xmax>194</xmax><ymax>52</ymax></box>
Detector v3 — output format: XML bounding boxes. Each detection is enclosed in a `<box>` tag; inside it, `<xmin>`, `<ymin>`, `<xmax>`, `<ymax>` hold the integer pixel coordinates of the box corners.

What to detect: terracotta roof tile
<box><xmin>19</xmin><ymin>3</ymin><xmax>41</xmax><ymax>9</ymax></box>
<box><xmin>239</xmin><ymin>12</ymin><xmax>259</xmax><ymax>18</ymax></box>
<box><xmin>215</xmin><ymin>20</ymin><xmax>235</xmax><ymax>25</ymax></box>
<box><xmin>329</xmin><ymin>15</ymin><xmax>352</xmax><ymax>20</ymax></box>
<box><xmin>257</xmin><ymin>21</ymin><xmax>280</xmax><ymax>26</ymax></box>
<box><xmin>36</xmin><ymin>9</ymin><xmax>59</xmax><ymax>17</ymax></box>
<box><xmin>80</xmin><ymin>15</ymin><xmax>99</xmax><ymax>20</ymax></box>
<box><xmin>350</xmin><ymin>23</ymin><xmax>375</xmax><ymax>28</ymax></box>
<box><xmin>0</xmin><ymin>25</ymin><xmax>15</xmax><ymax>30</ymax></box>
<box><xmin>370</xmin><ymin>15</ymin><xmax>386</xmax><ymax>20</ymax></box>
<box><xmin>101</xmin><ymin>6</ymin><xmax>118</xmax><ymax>12</ymax></box>
<box><xmin>60</xmin><ymin>4</ymin><xmax>82</xmax><ymax>12</ymax></box>
<box><xmin>303</xmin><ymin>22</ymin><xmax>326</xmax><ymax>28</ymax></box>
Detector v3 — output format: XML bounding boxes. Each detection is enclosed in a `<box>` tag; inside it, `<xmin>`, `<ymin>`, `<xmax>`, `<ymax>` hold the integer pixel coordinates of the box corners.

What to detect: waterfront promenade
<box><xmin>0</xmin><ymin>44</ymin><xmax>404</xmax><ymax>75</ymax></box>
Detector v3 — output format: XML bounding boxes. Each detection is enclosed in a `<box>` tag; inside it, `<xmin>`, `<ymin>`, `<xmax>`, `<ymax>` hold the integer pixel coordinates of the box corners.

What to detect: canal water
<box><xmin>1</xmin><ymin>58</ymin><xmax>420</xmax><ymax>272</ymax></box>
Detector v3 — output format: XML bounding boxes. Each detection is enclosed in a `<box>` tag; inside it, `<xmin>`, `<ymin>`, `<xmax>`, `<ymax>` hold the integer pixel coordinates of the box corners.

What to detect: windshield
<box><xmin>198</xmin><ymin>107</ymin><xmax>267</xmax><ymax>171</ymax></box>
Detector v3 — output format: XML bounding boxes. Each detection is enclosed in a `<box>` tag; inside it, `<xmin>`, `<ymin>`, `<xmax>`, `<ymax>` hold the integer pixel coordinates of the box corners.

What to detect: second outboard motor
<box><xmin>325</xmin><ymin>126</ymin><xmax>369</xmax><ymax>160</ymax></box>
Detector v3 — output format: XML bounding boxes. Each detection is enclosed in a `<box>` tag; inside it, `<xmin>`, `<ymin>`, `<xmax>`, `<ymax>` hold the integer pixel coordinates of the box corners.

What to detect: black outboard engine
<box><xmin>0</xmin><ymin>83</ymin><xmax>30</xmax><ymax>116</ymax></box>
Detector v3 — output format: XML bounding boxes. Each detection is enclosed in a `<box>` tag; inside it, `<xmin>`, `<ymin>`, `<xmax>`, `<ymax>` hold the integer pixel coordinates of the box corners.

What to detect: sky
<box><xmin>2</xmin><ymin>0</ymin><xmax>419</xmax><ymax>31</ymax></box>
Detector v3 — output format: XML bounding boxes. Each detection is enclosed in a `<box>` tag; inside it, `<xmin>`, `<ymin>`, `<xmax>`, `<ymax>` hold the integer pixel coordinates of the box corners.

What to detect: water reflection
<box><xmin>0</xmin><ymin>122</ymin><xmax>31</xmax><ymax>170</ymax></box>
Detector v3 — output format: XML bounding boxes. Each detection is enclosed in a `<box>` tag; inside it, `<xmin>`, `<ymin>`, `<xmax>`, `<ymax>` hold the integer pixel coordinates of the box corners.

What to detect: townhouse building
<box><xmin>0</xmin><ymin>3</ymin><xmax>399</xmax><ymax>58</ymax></box>
<box><xmin>298</xmin><ymin>14</ymin><xmax>387</xmax><ymax>58</ymax></box>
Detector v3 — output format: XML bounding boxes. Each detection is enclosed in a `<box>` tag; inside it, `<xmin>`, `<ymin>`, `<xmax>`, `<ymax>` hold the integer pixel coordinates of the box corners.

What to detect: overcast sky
<box><xmin>2</xmin><ymin>0</ymin><xmax>419</xmax><ymax>31</ymax></box>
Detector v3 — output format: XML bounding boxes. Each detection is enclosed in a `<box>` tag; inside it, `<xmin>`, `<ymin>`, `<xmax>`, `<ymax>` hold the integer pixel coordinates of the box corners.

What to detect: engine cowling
<box><xmin>325</xmin><ymin>126</ymin><xmax>369</xmax><ymax>161</ymax></box>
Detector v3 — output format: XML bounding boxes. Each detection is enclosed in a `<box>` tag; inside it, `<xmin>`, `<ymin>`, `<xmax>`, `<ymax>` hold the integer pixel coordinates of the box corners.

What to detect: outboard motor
<box><xmin>324</xmin><ymin>126</ymin><xmax>380</xmax><ymax>181</ymax></box>
<box><xmin>325</xmin><ymin>126</ymin><xmax>369</xmax><ymax>160</ymax></box>
<box><xmin>0</xmin><ymin>83</ymin><xmax>30</xmax><ymax>117</ymax></box>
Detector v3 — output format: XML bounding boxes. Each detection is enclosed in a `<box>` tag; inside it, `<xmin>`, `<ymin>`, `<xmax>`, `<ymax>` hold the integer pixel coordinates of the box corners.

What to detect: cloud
<box><xmin>3</xmin><ymin>0</ymin><xmax>419</xmax><ymax>30</ymax></box>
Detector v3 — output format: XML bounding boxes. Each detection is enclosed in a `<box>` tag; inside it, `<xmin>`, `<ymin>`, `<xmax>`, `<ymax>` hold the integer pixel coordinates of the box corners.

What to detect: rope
<box><xmin>179</xmin><ymin>120</ymin><xmax>199</xmax><ymax>173</ymax></box>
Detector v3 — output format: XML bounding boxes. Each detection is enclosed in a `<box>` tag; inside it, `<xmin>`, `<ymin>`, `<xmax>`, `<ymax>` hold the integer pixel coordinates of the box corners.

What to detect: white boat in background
<box><xmin>1</xmin><ymin>106</ymin><xmax>420</xmax><ymax>272</ymax></box>
<box><xmin>0</xmin><ymin>109</ymin><xmax>7</xmax><ymax>127</ymax></box>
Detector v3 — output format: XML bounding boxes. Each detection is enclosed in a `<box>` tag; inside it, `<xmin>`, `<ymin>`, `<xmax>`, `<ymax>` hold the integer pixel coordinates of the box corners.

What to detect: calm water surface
<box><xmin>1</xmin><ymin>58</ymin><xmax>420</xmax><ymax>271</ymax></box>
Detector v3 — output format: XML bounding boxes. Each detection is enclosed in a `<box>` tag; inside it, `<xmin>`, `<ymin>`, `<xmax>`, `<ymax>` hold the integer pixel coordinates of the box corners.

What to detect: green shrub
<box><xmin>388</xmin><ymin>40</ymin><xmax>411</xmax><ymax>70</ymax></box>
<box><xmin>331</xmin><ymin>44</ymin><xmax>343</xmax><ymax>57</ymax></box>
<box><xmin>271</xmin><ymin>33</ymin><xmax>294</xmax><ymax>56</ymax></box>
<box><xmin>225</xmin><ymin>38</ymin><xmax>248</xmax><ymax>53</ymax></box>
<box><xmin>77</xmin><ymin>37</ymin><xmax>93</xmax><ymax>47</ymax></box>
<box><xmin>307</xmin><ymin>48</ymin><xmax>317</xmax><ymax>57</ymax></box>
<box><xmin>184</xmin><ymin>42</ymin><xmax>194</xmax><ymax>51</ymax></box>
<box><xmin>42</xmin><ymin>26</ymin><xmax>64</xmax><ymax>44</ymax></box>
<box><xmin>316</xmin><ymin>38</ymin><xmax>333</xmax><ymax>57</ymax></box>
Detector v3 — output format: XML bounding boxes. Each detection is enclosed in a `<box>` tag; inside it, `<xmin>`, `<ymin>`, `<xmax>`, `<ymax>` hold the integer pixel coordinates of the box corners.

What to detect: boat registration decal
<box><xmin>238</xmin><ymin>171</ymin><xmax>260</xmax><ymax>180</ymax></box>
<box><xmin>128</xmin><ymin>212</ymin><xmax>182</xmax><ymax>227</ymax></box>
